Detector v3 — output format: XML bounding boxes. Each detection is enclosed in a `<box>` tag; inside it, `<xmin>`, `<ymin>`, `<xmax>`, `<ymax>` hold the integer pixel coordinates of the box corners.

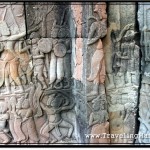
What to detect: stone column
<box><xmin>71</xmin><ymin>2</ymin><xmax>110</xmax><ymax>143</ymax></box>
<box><xmin>137</xmin><ymin>2</ymin><xmax>150</xmax><ymax>144</ymax></box>
<box><xmin>104</xmin><ymin>2</ymin><xmax>140</xmax><ymax>143</ymax></box>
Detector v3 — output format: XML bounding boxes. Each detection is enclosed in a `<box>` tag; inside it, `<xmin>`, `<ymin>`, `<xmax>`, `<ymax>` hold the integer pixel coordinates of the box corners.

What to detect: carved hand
<box><xmin>124</xmin><ymin>24</ymin><xmax>133</xmax><ymax>30</ymax></box>
<box><xmin>28</xmin><ymin>26</ymin><xmax>40</xmax><ymax>35</ymax></box>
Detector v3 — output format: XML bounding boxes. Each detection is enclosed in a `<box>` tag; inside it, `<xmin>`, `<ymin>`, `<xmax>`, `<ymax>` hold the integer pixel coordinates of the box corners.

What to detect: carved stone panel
<box><xmin>86</xmin><ymin>2</ymin><xmax>109</xmax><ymax>143</ymax></box>
<box><xmin>104</xmin><ymin>3</ymin><xmax>139</xmax><ymax>143</ymax></box>
<box><xmin>137</xmin><ymin>3</ymin><xmax>150</xmax><ymax>144</ymax></box>
<box><xmin>0</xmin><ymin>2</ymin><xmax>146</xmax><ymax>145</ymax></box>
<box><xmin>0</xmin><ymin>2</ymin><xmax>76</xmax><ymax>144</ymax></box>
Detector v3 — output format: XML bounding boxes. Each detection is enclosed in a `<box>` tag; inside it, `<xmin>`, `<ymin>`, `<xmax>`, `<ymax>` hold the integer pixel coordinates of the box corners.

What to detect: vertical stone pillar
<box><xmin>71</xmin><ymin>2</ymin><xmax>88</xmax><ymax>143</ymax></box>
<box><xmin>104</xmin><ymin>2</ymin><xmax>140</xmax><ymax>143</ymax></box>
<box><xmin>137</xmin><ymin>2</ymin><xmax>150</xmax><ymax>144</ymax></box>
<box><xmin>71</xmin><ymin>2</ymin><xmax>110</xmax><ymax>143</ymax></box>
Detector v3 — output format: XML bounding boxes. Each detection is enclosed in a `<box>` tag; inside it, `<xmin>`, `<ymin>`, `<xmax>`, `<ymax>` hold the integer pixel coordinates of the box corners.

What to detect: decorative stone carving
<box><xmin>0</xmin><ymin>2</ymin><xmax>76</xmax><ymax>144</ymax></box>
<box><xmin>85</xmin><ymin>2</ymin><xmax>109</xmax><ymax>144</ymax></box>
<box><xmin>0</xmin><ymin>101</ymin><xmax>10</xmax><ymax>143</ymax></box>
<box><xmin>40</xmin><ymin>92</ymin><xmax>75</xmax><ymax>143</ymax></box>
<box><xmin>71</xmin><ymin>3</ymin><xmax>83</xmax><ymax>81</ymax></box>
<box><xmin>137</xmin><ymin>3</ymin><xmax>150</xmax><ymax>144</ymax></box>
<box><xmin>88</xmin><ymin>95</ymin><xmax>110</xmax><ymax>143</ymax></box>
<box><xmin>104</xmin><ymin>3</ymin><xmax>139</xmax><ymax>144</ymax></box>
<box><xmin>0</xmin><ymin>2</ymin><xmax>147</xmax><ymax>145</ymax></box>
<box><xmin>87</xmin><ymin>2</ymin><xmax>107</xmax><ymax>96</ymax></box>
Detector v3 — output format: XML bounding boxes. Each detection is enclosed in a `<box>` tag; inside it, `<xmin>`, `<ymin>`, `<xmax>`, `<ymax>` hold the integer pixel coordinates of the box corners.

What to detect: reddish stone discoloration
<box><xmin>71</xmin><ymin>4</ymin><xmax>83</xmax><ymax>81</ymax></box>
<box><xmin>90</xmin><ymin>122</ymin><xmax>110</xmax><ymax>143</ymax></box>
<box><xmin>73</xmin><ymin>38</ymin><xmax>83</xmax><ymax>81</ymax></box>
<box><xmin>71</xmin><ymin>3</ymin><xmax>83</xmax><ymax>38</ymax></box>
<box><xmin>87</xmin><ymin>2</ymin><xmax>107</xmax><ymax>85</ymax></box>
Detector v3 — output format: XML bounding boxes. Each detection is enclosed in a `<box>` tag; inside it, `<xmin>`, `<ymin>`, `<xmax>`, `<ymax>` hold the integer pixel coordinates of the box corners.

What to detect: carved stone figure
<box><xmin>0</xmin><ymin>101</ymin><xmax>10</xmax><ymax>143</ymax></box>
<box><xmin>0</xmin><ymin>21</ymin><xmax>39</xmax><ymax>94</ymax></box>
<box><xmin>87</xmin><ymin>2</ymin><xmax>107</xmax><ymax>96</ymax></box>
<box><xmin>111</xmin><ymin>24</ymin><xmax>134</xmax><ymax>88</ymax></box>
<box><xmin>88</xmin><ymin>96</ymin><xmax>109</xmax><ymax>143</ymax></box>
<box><xmin>28</xmin><ymin>34</ymin><xmax>49</xmax><ymax>90</ymax></box>
<box><xmin>71</xmin><ymin>4</ymin><xmax>83</xmax><ymax>81</ymax></box>
<box><xmin>48</xmin><ymin>21</ymin><xmax>70</xmax><ymax>89</ymax></box>
<box><xmin>40</xmin><ymin>93</ymin><xmax>75</xmax><ymax>143</ymax></box>
<box><xmin>15</xmin><ymin>96</ymin><xmax>39</xmax><ymax>143</ymax></box>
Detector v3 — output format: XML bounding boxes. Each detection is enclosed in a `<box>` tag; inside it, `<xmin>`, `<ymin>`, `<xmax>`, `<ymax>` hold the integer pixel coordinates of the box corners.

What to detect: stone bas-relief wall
<box><xmin>0</xmin><ymin>2</ymin><xmax>76</xmax><ymax>144</ymax></box>
<box><xmin>0</xmin><ymin>2</ymin><xmax>149</xmax><ymax>145</ymax></box>
<box><xmin>137</xmin><ymin>2</ymin><xmax>150</xmax><ymax>144</ymax></box>
<box><xmin>104</xmin><ymin>3</ymin><xmax>140</xmax><ymax>143</ymax></box>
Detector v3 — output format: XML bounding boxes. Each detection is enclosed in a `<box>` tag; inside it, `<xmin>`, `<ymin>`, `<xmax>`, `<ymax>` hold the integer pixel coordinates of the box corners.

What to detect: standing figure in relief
<box><xmin>0</xmin><ymin>101</ymin><xmax>10</xmax><ymax>143</ymax></box>
<box><xmin>17</xmin><ymin>40</ymin><xmax>33</xmax><ymax>85</ymax></box>
<box><xmin>49</xmin><ymin>21</ymin><xmax>70</xmax><ymax>89</ymax></box>
<box><xmin>15</xmin><ymin>96</ymin><xmax>39</xmax><ymax>143</ymax></box>
<box><xmin>40</xmin><ymin>94</ymin><xmax>74</xmax><ymax>143</ymax></box>
<box><xmin>0</xmin><ymin>21</ymin><xmax>38</xmax><ymax>94</ymax></box>
<box><xmin>122</xmin><ymin>30</ymin><xmax>139</xmax><ymax>86</ymax></box>
<box><xmin>87</xmin><ymin>2</ymin><xmax>107</xmax><ymax>96</ymax></box>
<box><xmin>88</xmin><ymin>96</ymin><xmax>109</xmax><ymax>143</ymax></box>
<box><xmin>28</xmin><ymin>32</ymin><xmax>47</xmax><ymax>90</ymax></box>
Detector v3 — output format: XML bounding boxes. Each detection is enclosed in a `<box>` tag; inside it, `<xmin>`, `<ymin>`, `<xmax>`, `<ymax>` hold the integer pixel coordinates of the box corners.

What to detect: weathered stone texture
<box><xmin>104</xmin><ymin>2</ymin><xmax>139</xmax><ymax>143</ymax></box>
<box><xmin>0</xmin><ymin>2</ymin><xmax>148</xmax><ymax>145</ymax></box>
<box><xmin>137</xmin><ymin>2</ymin><xmax>150</xmax><ymax>144</ymax></box>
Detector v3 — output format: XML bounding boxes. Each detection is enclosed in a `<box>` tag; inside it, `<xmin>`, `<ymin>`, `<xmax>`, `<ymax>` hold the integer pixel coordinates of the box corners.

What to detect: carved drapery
<box><xmin>0</xmin><ymin>2</ymin><xmax>149</xmax><ymax>145</ymax></box>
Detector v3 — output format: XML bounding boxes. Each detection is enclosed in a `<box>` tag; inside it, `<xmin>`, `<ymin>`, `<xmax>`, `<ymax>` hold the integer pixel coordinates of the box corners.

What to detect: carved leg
<box><xmin>40</xmin><ymin>122</ymin><xmax>55</xmax><ymax>141</ymax></box>
<box><xmin>37</xmin><ymin>65</ymin><xmax>47</xmax><ymax>90</ymax></box>
<box><xmin>125</xmin><ymin>71</ymin><xmax>132</xmax><ymax>86</ymax></box>
<box><xmin>26</xmin><ymin>66</ymin><xmax>33</xmax><ymax>84</ymax></box>
<box><xmin>9</xmin><ymin>119</ymin><xmax>18</xmax><ymax>142</ymax></box>
<box><xmin>59</xmin><ymin>120</ymin><xmax>74</xmax><ymax>138</ymax></box>
<box><xmin>13</xmin><ymin>77</ymin><xmax>24</xmax><ymax>93</ymax></box>
<box><xmin>10</xmin><ymin>61</ymin><xmax>24</xmax><ymax>93</ymax></box>
<box><xmin>4</xmin><ymin>67</ymin><xmax>11</xmax><ymax>94</ymax></box>
<box><xmin>0</xmin><ymin>133</ymin><xmax>10</xmax><ymax>144</ymax></box>
<box><xmin>14</xmin><ymin>118</ymin><xmax>26</xmax><ymax>142</ymax></box>
<box><xmin>106</xmin><ymin>73</ymin><xmax>115</xmax><ymax>90</ymax></box>
<box><xmin>87</xmin><ymin>50</ymin><xmax>104</xmax><ymax>82</ymax></box>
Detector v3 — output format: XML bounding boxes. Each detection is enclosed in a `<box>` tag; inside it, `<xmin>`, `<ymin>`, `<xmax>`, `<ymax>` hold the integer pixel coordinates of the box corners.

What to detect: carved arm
<box><xmin>56</xmin><ymin>102</ymin><xmax>75</xmax><ymax>113</ymax></box>
<box><xmin>19</xmin><ymin>45</ymin><xmax>31</xmax><ymax>53</ymax></box>
<box><xmin>33</xmin><ymin>55</ymin><xmax>44</xmax><ymax>59</ymax></box>
<box><xmin>40</xmin><ymin>102</ymin><xmax>53</xmax><ymax>114</ymax></box>
<box><xmin>117</xmin><ymin>24</ymin><xmax>133</xmax><ymax>42</ymax></box>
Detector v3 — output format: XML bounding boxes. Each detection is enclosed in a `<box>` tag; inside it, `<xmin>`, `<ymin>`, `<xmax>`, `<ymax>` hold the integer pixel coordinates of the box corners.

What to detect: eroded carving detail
<box><xmin>104</xmin><ymin>4</ymin><xmax>139</xmax><ymax>144</ymax></box>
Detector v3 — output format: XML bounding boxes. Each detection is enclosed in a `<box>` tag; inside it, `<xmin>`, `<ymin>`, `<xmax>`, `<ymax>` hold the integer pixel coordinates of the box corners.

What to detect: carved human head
<box><xmin>50</xmin><ymin>94</ymin><xmax>64</xmax><ymax>108</ymax></box>
<box><xmin>123</xmin><ymin>30</ymin><xmax>135</xmax><ymax>42</ymax></box>
<box><xmin>29</xmin><ymin>32</ymin><xmax>41</xmax><ymax>44</ymax></box>
<box><xmin>94</xmin><ymin>2</ymin><xmax>107</xmax><ymax>20</ymax></box>
<box><xmin>0</xmin><ymin>21</ymin><xmax>10</xmax><ymax>36</ymax></box>
<box><xmin>51</xmin><ymin>26</ymin><xmax>59</xmax><ymax>38</ymax></box>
